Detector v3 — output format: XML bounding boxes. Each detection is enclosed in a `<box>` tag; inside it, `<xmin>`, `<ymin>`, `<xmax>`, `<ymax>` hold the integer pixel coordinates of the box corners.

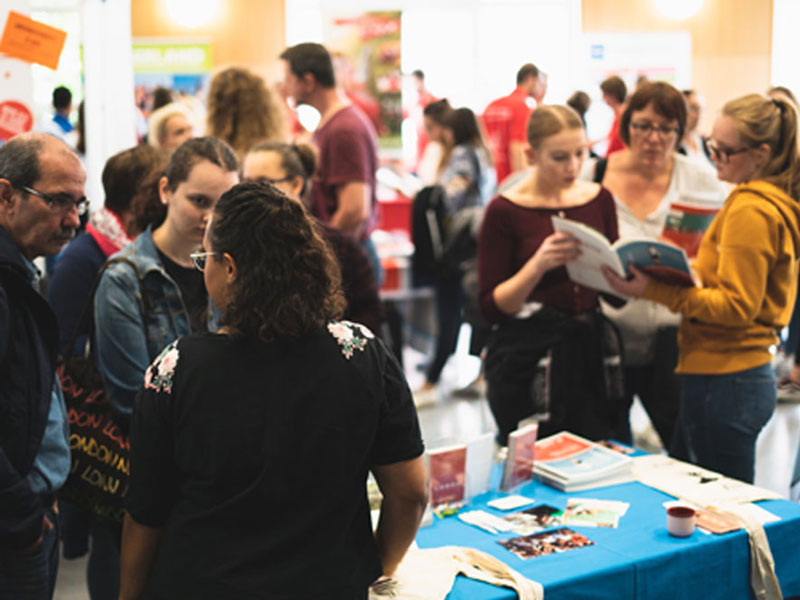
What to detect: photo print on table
<box><xmin>498</xmin><ymin>527</ymin><xmax>594</xmax><ymax>559</ymax></box>
<box><xmin>501</xmin><ymin>504</ymin><xmax>564</xmax><ymax>535</ymax></box>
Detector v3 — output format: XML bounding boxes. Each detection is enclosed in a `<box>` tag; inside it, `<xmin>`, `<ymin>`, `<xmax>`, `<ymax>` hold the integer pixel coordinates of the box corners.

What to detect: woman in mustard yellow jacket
<box><xmin>605</xmin><ymin>94</ymin><xmax>800</xmax><ymax>483</ymax></box>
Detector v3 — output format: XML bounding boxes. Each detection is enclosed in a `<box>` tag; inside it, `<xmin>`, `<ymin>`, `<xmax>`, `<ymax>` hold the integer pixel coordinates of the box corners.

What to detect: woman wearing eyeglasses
<box><xmin>580</xmin><ymin>82</ymin><xmax>726</xmax><ymax>451</ymax></box>
<box><xmin>605</xmin><ymin>94</ymin><xmax>800</xmax><ymax>483</ymax></box>
<box><xmin>94</xmin><ymin>137</ymin><xmax>239</xmax><ymax>418</ymax></box>
<box><xmin>241</xmin><ymin>141</ymin><xmax>382</xmax><ymax>333</ymax></box>
<box><xmin>118</xmin><ymin>182</ymin><xmax>427</xmax><ymax>600</ymax></box>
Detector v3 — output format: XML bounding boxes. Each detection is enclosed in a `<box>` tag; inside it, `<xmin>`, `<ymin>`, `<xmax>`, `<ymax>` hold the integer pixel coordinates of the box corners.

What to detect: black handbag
<box><xmin>56</xmin><ymin>257</ymin><xmax>147</xmax><ymax>524</ymax></box>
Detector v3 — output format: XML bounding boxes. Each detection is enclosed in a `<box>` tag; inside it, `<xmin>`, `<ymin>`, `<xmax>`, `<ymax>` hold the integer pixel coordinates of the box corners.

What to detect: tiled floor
<box><xmin>53</xmin><ymin>327</ymin><xmax>800</xmax><ymax>598</ymax></box>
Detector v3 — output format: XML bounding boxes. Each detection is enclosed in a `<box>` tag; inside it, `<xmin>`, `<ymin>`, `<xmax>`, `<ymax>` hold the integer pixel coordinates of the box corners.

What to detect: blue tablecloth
<box><xmin>415</xmin><ymin>468</ymin><xmax>800</xmax><ymax>600</ymax></box>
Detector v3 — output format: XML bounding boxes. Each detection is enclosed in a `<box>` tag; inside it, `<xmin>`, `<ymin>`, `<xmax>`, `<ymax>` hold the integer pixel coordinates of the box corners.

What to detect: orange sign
<box><xmin>0</xmin><ymin>11</ymin><xmax>67</xmax><ymax>70</ymax></box>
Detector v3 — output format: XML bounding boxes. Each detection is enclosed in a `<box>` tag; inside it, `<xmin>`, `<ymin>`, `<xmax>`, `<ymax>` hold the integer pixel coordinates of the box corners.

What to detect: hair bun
<box><xmin>292</xmin><ymin>143</ymin><xmax>318</xmax><ymax>178</ymax></box>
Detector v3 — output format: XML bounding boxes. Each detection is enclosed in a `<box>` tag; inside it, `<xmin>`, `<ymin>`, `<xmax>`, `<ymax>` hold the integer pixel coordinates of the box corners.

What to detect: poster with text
<box><xmin>580</xmin><ymin>31</ymin><xmax>692</xmax><ymax>154</ymax></box>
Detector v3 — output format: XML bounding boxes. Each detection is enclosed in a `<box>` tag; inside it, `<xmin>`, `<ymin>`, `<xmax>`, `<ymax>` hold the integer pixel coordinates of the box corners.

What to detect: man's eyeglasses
<box><xmin>629</xmin><ymin>122</ymin><xmax>681</xmax><ymax>139</ymax></box>
<box><xmin>706</xmin><ymin>141</ymin><xmax>751</xmax><ymax>163</ymax></box>
<box><xmin>17</xmin><ymin>185</ymin><xmax>88</xmax><ymax>216</ymax></box>
<box><xmin>189</xmin><ymin>251</ymin><xmax>217</xmax><ymax>271</ymax></box>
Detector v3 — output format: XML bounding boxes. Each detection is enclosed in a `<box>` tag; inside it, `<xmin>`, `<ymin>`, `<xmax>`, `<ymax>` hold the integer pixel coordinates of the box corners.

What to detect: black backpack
<box><xmin>411</xmin><ymin>185</ymin><xmax>448</xmax><ymax>282</ymax></box>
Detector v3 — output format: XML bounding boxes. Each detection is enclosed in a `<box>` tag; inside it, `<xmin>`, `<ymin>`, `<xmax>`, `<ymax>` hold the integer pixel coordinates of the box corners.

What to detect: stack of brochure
<box><xmin>533</xmin><ymin>432</ymin><xmax>633</xmax><ymax>492</ymax></box>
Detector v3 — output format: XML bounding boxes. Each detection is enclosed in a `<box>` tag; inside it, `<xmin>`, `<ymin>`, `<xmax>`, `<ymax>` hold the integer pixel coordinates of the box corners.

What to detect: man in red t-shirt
<box><xmin>600</xmin><ymin>75</ymin><xmax>627</xmax><ymax>157</ymax></box>
<box><xmin>280</xmin><ymin>42</ymin><xmax>382</xmax><ymax>283</ymax></box>
<box><xmin>410</xmin><ymin>70</ymin><xmax>437</xmax><ymax>168</ymax></box>
<box><xmin>482</xmin><ymin>63</ymin><xmax>547</xmax><ymax>185</ymax></box>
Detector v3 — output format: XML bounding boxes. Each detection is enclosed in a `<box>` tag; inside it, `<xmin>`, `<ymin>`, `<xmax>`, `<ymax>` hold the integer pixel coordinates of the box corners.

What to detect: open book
<box><xmin>551</xmin><ymin>215</ymin><xmax>694</xmax><ymax>296</ymax></box>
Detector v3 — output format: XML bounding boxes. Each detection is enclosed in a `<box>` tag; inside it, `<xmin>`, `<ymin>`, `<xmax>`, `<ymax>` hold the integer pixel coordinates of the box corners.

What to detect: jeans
<box><xmin>426</xmin><ymin>273</ymin><xmax>464</xmax><ymax>384</ymax></box>
<box><xmin>670</xmin><ymin>362</ymin><xmax>776</xmax><ymax>483</ymax></box>
<box><xmin>60</xmin><ymin>500</ymin><xmax>121</xmax><ymax>600</ymax></box>
<box><xmin>0</xmin><ymin>505</ymin><xmax>59</xmax><ymax>599</ymax></box>
<box><xmin>615</xmin><ymin>327</ymin><xmax>681</xmax><ymax>448</ymax></box>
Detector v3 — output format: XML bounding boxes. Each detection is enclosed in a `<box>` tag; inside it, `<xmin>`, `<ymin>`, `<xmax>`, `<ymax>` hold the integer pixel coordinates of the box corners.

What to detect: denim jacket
<box><xmin>95</xmin><ymin>227</ymin><xmax>211</xmax><ymax>417</ymax></box>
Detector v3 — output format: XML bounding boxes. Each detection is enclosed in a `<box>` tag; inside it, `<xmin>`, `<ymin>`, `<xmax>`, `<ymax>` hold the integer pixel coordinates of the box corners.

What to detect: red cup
<box><xmin>667</xmin><ymin>505</ymin><xmax>696</xmax><ymax>537</ymax></box>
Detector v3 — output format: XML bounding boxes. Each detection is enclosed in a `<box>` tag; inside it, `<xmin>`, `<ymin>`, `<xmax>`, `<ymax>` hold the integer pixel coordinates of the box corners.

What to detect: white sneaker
<box><xmin>773</xmin><ymin>351</ymin><xmax>794</xmax><ymax>380</ymax></box>
<box><xmin>413</xmin><ymin>386</ymin><xmax>438</xmax><ymax>408</ymax></box>
<box><xmin>452</xmin><ymin>375</ymin><xmax>486</xmax><ymax>398</ymax></box>
<box><xmin>777</xmin><ymin>377</ymin><xmax>800</xmax><ymax>403</ymax></box>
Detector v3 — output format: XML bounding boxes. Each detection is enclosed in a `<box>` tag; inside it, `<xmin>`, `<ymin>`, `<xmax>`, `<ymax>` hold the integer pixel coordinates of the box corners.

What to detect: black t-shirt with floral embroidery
<box><xmin>126</xmin><ymin>322</ymin><xmax>423</xmax><ymax>599</ymax></box>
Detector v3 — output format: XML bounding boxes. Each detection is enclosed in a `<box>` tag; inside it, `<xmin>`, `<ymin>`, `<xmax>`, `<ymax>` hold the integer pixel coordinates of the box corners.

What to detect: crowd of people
<box><xmin>2</xmin><ymin>36</ymin><xmax>800</xmax><ymax>600</ymax></box>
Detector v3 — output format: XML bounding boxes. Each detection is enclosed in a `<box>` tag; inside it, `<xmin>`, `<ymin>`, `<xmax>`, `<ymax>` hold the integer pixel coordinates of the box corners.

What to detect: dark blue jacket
<box><xmin>47</xmin><ymin>232</ymin><xmax>105</xmax><ymax>356</ymax></box>
<box><xmin>0</xmin><ymin>226</ymin><xmax>59</xmax><ymax>550</ymax></box>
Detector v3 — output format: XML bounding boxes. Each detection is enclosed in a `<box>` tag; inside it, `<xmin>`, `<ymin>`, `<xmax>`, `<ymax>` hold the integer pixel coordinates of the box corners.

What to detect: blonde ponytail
<box><xmin>722</xmin><ymin>94</ymin><xmax>800</xmax><ymax>200</ymax></box>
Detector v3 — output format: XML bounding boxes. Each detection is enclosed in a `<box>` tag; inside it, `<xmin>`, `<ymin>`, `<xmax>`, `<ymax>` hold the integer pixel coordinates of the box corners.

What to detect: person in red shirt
<box><xmin>482</xmin><ymin>63</ymin><xmax>547</xmax><ymax>185</ymax></box>
<box><xmin>601</xmin><ymin>75</ymin><xmax>627</xmax><ymax>157</ymax></box>
<box><xmin>410</xmin><ymin>70</ymin><xmax>437</xmax><ymax>169</ymax></box>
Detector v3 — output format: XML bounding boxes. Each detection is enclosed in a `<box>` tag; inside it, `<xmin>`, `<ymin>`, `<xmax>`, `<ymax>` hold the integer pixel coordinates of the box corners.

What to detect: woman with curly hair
<box><xmin>242</xmin><ymin>141</ymin><xmax>383</xmax><ymax>333</ymax></box>
<box><xmin>119</xmin><ymin>182</ymin><xmax>427</xmax><ymax>600</ymax></box>
<box><xmin>206</xmin><ymin>67</ymin><xmax>288</xmax><ymax>158</ymax></box>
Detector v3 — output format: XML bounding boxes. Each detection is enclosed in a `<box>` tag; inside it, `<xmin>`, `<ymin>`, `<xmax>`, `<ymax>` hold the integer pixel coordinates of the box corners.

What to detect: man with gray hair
<box><xmin>0</xmin><ymin>133</ymin><xmax>86</xmax><ymax>598</ymax></box>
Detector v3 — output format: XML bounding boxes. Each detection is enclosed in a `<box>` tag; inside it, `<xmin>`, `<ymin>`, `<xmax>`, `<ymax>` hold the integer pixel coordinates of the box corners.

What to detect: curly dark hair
<box><xmin>208</xmin><ymin>181</ymin><xmax>345</xmax><ymax>342</ymax></box>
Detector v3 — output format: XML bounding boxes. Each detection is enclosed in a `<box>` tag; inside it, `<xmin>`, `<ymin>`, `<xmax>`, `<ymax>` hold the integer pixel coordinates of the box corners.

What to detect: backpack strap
<box><xmin>63</xmin><ymin>256</ymin><xmax>151</xmax><ymax>359</ymax></box>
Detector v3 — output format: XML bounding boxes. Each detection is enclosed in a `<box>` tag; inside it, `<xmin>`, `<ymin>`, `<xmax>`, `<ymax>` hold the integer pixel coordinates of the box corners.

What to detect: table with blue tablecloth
<box><xmin>415</xmin><ymin>468</ymin><xmax>800</xmax><ymax>599</ymax></box>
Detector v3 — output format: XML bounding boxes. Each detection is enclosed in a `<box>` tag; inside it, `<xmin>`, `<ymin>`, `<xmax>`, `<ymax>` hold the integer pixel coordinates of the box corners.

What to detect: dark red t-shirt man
<box><xmin>312</xmin><ymin>104</ymin><xmax>379</xmax><ymax>242</ymax></box>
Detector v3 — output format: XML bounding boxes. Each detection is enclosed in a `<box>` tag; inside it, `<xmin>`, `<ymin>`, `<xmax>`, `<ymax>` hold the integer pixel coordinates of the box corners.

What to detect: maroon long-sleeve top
<box><xmin>478</xmin><ymin>188</ymin><xmax>619</xmax><ymax>324</ymax></box>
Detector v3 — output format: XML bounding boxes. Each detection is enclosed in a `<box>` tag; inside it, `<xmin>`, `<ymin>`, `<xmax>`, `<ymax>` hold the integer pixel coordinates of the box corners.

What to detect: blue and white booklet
<box><xmin>551</xmin><ymin>215</ymin><xmax>694</xmax><ymax>297</ymax></box>
<box><xmin>534</xmin><ymin>431</ymin><xmax>633</xmax><ymax>492</ymax></box>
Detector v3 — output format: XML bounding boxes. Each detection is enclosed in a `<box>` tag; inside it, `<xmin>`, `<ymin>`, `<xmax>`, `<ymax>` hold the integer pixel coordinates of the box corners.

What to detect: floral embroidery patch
<box><xmin>143</xmin><ymin>341</ymin><xmax>180</xmax><ymax>394</ymax></box>
<box><xmin>327</xmin><ymin>320</ymin><xmax>374</xmax><ymax>359</ymax></box>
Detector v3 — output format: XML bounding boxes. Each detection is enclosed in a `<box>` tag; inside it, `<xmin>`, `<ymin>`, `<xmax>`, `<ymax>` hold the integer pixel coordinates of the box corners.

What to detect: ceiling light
<box><xmin>165</xmin><ymin>0</ymin><xmax>220</xmax><ymax>29</ymax></box>
<box><xmin>654</xmin><ymin>0</ymin><xmax>703</xmax><ymax>20</ymax></box>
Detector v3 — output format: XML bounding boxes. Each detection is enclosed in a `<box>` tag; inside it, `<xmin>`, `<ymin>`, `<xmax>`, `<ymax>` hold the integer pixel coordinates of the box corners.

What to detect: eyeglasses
<box><xmin>189</xmin><ymin>251</ymin><xmax>216</xmax><ymax>271</ymax></box>
<box><xmin>706</xmin><ymin>140</ymin><xmax>751</xmax><ymax>163</ymax></box>
<box><xmin>250</xmin><ymin>175</ymin><xmax>294</xmax><ymax>186</ymax></box>
<box><xmin>17</xmin><ymin>185</ymin><xmax>88</xmax><ymax>216</ymax></box>
<box><xmin>629</xmin><ymin>122</ymin><xmax>681</xmax><ymax>139</ymax></box>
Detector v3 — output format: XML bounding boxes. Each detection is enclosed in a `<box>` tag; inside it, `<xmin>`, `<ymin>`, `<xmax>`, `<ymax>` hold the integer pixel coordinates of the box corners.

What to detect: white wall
<box><xmin>771</xmin><ymin>0</ymin><xmax>800</xmax><ymax>95</ymax></box>
<box><xmin>286</xmin><ymin>0</ymin><xmax>583</xmax><ymax>113</ymax></box>
<box><xmin>82</xmin><ymin>0</ymin><xmax>137</xmax><ymax>210</ymax></box>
